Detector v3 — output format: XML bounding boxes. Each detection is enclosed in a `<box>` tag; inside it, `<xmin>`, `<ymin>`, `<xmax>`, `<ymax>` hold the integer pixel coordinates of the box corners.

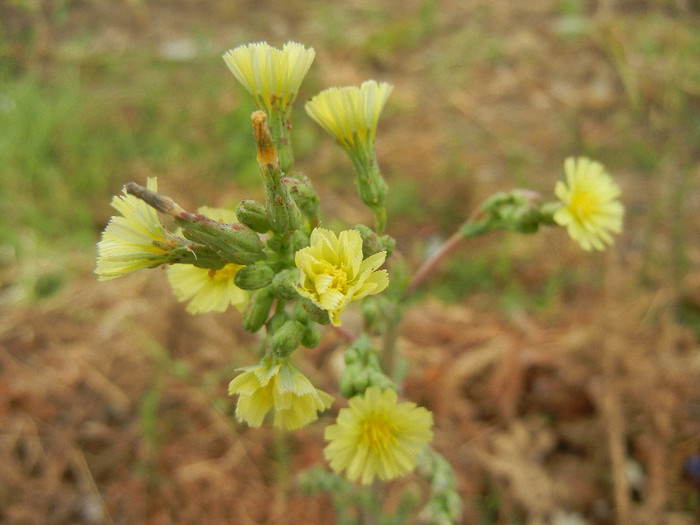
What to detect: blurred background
<box><xmin>1</xmin><ymin>0</ymin><xmax>699</xmax><ymax>523</ymax></box>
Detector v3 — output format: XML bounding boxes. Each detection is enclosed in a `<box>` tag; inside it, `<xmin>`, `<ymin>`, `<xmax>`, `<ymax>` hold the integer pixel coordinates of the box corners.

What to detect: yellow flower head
<box><xmin>229</xmin><ymin>355</ymin><xmax>334</xmax><ymax>430</ymax></box>
<box><xmin>305</xmin><ymin>80</ymin><xmax>393</xmax><ymax>149</ymax></box>
<box><xmin>553</xmin><ymin>157</ymin><xmax>624</xmax><ymax>251</ymax></box>
<box><xmin>324</xmin><ymin>387</ymin><xmax>434</xmax><ymax>485</ymax></box>
<box><xmin>295</xmin><ymin>228</ymin><xmax>389</xmax><ymax>326</ymax></box>
<box><xmin>167</xmin><ymin>206</ymin><xmax>248</xmax><ymax>314</ymax></box>
<box><xmin>222</xmin><ymin>41</ymin><xmax>315</xmax><ymax>115</ymax></box>
<box><xmin>96</xmin><ymin>177</ymin><xmax>170</xmax><ymax>280</ymax></box>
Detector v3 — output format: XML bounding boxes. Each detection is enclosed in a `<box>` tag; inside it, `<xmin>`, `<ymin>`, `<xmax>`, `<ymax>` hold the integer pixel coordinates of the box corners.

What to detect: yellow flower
<box><xmin>167</xmin><ymin>207</ymin><xmax>248</xmax><ymax>314</ymax></box>
<box><xmin>229</xmin><ymin>355</ymin><xmax>334</xmax><ymax>430</ymax></box>
<box><xmin>295</xmin><ymin>228</ymin><xmax>389</xmax><ymax>326</ymax></box>
<box><xmin>553</xmin><ymin>157</ymin><xmax>624</xmax><ymax>251</ymax></box>
<box><xmin>324</xmin><ymin>387</ymin><xmax>434</xmax><ymax>485</ymax></box>
<box><xmin>222</xmin><ymin>41</ymin><xmax>315</xmax><ymax>115</ymax></box>
<box><xmin>305</xmin><ymin>80</ymin><xmax>393</xmax><ymax>149</ymax></box>
<box><xmin>96</xmin><ymin>177</ymin><xmax>170</xmax><ymax>280</ymax></box>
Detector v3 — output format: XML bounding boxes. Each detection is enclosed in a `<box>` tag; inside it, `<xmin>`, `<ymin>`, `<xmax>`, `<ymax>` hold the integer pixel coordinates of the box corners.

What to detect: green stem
<box><xmin>380</xmin><ymin>302</ymin><xmax>402</xmax><ymax>379</ymax></box>
<box><xmin>404</xmin><ymin>197</ymin><xmax>496</xmax><ymax>298</ymax></box>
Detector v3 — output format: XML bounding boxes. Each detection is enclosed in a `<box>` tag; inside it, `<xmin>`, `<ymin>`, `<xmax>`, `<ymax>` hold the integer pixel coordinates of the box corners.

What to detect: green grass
<box><xmin>0</xmin><ymin>53</ymin><xmax>260</xmax><ymax>260</ymax></box>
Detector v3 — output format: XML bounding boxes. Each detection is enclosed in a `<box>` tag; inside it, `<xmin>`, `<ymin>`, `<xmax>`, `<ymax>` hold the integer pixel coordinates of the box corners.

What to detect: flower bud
<box><xmin>268</xmin><ymin>190</ymin><xmax>302</xmax><ymax>235</ymax></box>
<box><xmin>354</xmin><ymin>224</ymin><xmax>395</xmax><ymax>258</ymax></box>
<box><xmin>271</xmin><ymin>320</ymin><xmax>306</xmax><ymax>356</ymax></box>
<box><xmin>242</xmin><ymin>286</ymin><xmax>274</xmax><ymax>332</ymax></box>
<box><xmin>298</xmin><ymin>298</ymin><xmax>330</xmax><ymax>325</ymax></box>
<box><xmin>339</xmin><ymin>334</ymin><xmax>395</xmax><ymax>398</ymax></box>
<box><xmin>291</xmin><ymin>229</ymin><xmax>310</xmax><ymax>252</ymax></box>
<box><xmin>271</xmin><ymin>268</ymin><xmax>300</xmax><ymax>300</ymax></box>
<box><xmin>301</xmin><ymin>323</ymin><xmax>321</xmax><ymax>349</ymax></box>
<box><xmin>235</xmin><ymin>200</ymin><xmax>271</xmax><ymax>233</ymax></box>
<box><xmin>267</xmin><ymin>310</ymin><xmax>291</xmax><ymax>333</ymax></box>
<box><xmin>283</xmin><ymin>174</ymin><xmax>320</xmax><ymax>220</ymax></box>
<box><xmin>234</xmin><ymin>264</ymin><xmax>275</xmax><ymax>290</ymax></box>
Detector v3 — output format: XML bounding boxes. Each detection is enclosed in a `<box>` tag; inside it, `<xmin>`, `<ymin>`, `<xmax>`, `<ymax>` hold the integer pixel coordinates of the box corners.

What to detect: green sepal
<box><xmin>339</xmin><ymin>333</ymin><xmax>396</xmax><ymax>398</ymax></box>
<box><xmin>271</xmin><ymin>268</ymin><xmax>300</xmax><ymax>300</ymax></box>
<box><xmin>353</xmin><ymin>224</ymin><xmax>395</xmax><ymax>258</ymax></box>
<box><xmin>235</xmin><ymin>200</ymin><xmax>271</xmax><ymax>233</ymax></box>
<box><xmin>175</xmin><ymin>212</ymin><xmax>265</xmax><ymax>265</ymax></box>
<box><xmin>234</xmin><ymin>264</ymin><xmax>275</xmax><ymax>290</ymax></box>
<box><xmin>297</xmin><ymin>298</ymin><xmax>330</xmax><ymax>325</ymax></box>
<box><xmin>283</xmin><ymin>174</ymin><xmax>320</xmax><ymax>220</ymax></box>
<box><xmin>270</xmin><ymin>320</ymin><xmax>306</xmax><ymax>356</ymax></box>
<box><xmin>242</xmin><ymin>286</ymin><xmax>274</xmax><ymax>333</ymax></box>
<box><xmin>301</xmin><ymin>323</ymin><xmax>321</xmax><ymax>349</ymax></box>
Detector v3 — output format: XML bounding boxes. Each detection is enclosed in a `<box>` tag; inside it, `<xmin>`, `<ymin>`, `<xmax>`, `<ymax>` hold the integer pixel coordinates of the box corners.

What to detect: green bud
<box><xmin>339</xmin><ymin>334</ymin><xmax>396</xmax><ymax>398</ymax></box>
<box><xmin>271</xmin><ymin>320</ymin><xmax>305</xmax><ymax>356</ymax></box>
<box><xmin>234</xmin><ymin>264</ymin><xmax>275</xmax><ymax>290</ymax></box>
<box><xmin>283</xmin><ymin>175</ymin><xmax>320</xmax><ymax>220</ymax></box>
<box><xmin>268</xmin><ymin>191</ymin><xmax>302</xmax><ymax>235</ymax></box>
<box><xmin>267</xmin><ymin>310</ymin><xmax>291</xmax><ymax>333</ymax></box>
<box><xmin>298</xmin><ymin>298</ymin><xmax>330</xmax><ymax>325</ymax></box>
<box><xmin>301</xmin><ymin>323</ymin><xmax>321</xmax><ymax>349</ymax></box>
<box><xmin>353</xmin><ymin>224</ymin><xmax>395</xmax><ymax>258</ymax></box>
<box><xmin>176</xmin><ymin>212</ymin><xmax>265</xmax><ymax>265</ymax></box>
<box><xmin>242</xmin><ymin>287</ymin><xmax>274</xmax><ymax>332</ymax></box>
<box><xmin>271</xmin><ymin>268</ymin><xmax>300</xmax><ymax>300</ymax></box>
<box><xmin>357</xmin><ymin>171</ymin><xmax>388</xmax><ymax>215</ymax></box>
<box><xmin>235</xmin><ymin>200</ymin><xmax>271</xmax><ymax>233</ymax></box>
<box><xmin>360</xmin><ymin>296</ymin><xmax>383</xmax><ymax>326</ymax></box>
<box><xmin>291</xmin><ymin>229</ymin><xmax>310</xmax><ymax>252</ymax></box>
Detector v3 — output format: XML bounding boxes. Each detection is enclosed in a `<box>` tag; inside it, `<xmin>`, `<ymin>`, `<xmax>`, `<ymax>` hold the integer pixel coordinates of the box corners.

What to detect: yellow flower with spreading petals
<box><xmin>229</xmin><ymin>355</ymin><xmax>334</xmax><ymax>430</ymax></box>
<box><xmin>553</xmin><ymin>157</ymin><xmax>624</xmax><ymax>251</ymax></box>
<box><xmin>304</xmin><ymin>80</ymin><xmax>393</xmax><ymax>150</ymax></box>
<box><xmin>96</xmin><ymin>177</ymin><xmax>170</xmax><ymax>280</ymax></box>
<box><xmin>324</xmin><ymin>387</ymin><xmax>434</xmax><ymax>485</ymax></box>
<box><xmin>295</xmin><ymin>228</ymin><xmax>389</xmax><ymax>326</ymax></box>
<box><xmin>167</xmin><ymin>207</ymin><xmax>248</xmax><ymax>314</ymax></box>
<box><xmin>222</xmin><ymin>41</ymin><xmax>315</xmax><ymax>115</ymax></box>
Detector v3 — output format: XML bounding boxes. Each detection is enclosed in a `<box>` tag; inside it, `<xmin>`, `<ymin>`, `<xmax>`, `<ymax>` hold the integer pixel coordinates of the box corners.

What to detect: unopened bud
<box><xmin>301</xmin><ymin>323</ymin><xmax>321</xmax><ymax>349</ymax></box>
<box><xmin>267</xmin><ymin>310</ymin><xmax>291</xmax><ymax>334</ymax></box>
<box><xmin>339</xmin><ymin>334</ymin><xmax>396</xmax><ymax>398</ymax></box>
<box><xmin>234</xmin><ymin>264</ymin><xmax>275</xmax><ymax>290</ymax></box>
<box><xmin>283</xmin><ymin>175</ymin><xmax>320</xmax><ymax>219</ymax></box>
<box><xmin>354</xmin><ymin>224</ymin><xmax>395</xmax><ymax>258</ymax></box>
<box><xmin>271</xmin><ymin>320</ymin><xmax>305</xmax><ymax>356</ymax></box>
<box><xmin>235</xmin><ymin>200</ymin><xmax>271</xmax><ymax>233</ymax></box>
<box><xmin>242</xmin><ymin>287</ymin><xmax>274</xmax><ymax>332</ymax></box>
<box><xmin>268</xmin><ymin>191</ymin><xmax>302</xmax><ymax>235</ymax></box>
<box><xmin>271</xmin><ymin>268</ymin><xmax>300</xmax><ymax>300</ymax></box>
<box><xmin>298</xmin><ymin>298</ymin><xmax>330</xmax><ymax>325</ymax></box>
<box><xmin>291</xmin><ymin>229</ymin><xmax>310</xmax><ymax>252</ymax></box>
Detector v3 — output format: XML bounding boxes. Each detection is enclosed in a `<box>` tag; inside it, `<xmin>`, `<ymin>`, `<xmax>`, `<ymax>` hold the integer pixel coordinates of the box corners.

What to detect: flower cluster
<box><xmin>96</xmin><ymin>40</ymin><xmax>626</xmax><ymax>506</ymax></box>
